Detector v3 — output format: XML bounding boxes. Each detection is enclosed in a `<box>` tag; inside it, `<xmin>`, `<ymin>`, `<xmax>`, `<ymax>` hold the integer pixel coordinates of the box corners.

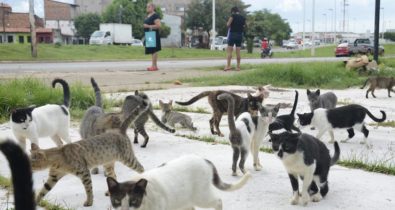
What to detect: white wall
<box><xmin>160</xmin><ymin>14</ymin><xmax>181</xmax><ymax>47</ymax></box>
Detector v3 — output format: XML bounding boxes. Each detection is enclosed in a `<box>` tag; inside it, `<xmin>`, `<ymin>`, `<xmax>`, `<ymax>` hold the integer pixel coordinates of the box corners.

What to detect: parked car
<box><xmin>335</xmin><ymin>38</ymin><xmax>385</xmax><ymax>57</ymax></box>
<box><xmin>131</xmin><ymin>39</ymin><xmax>143</xmax><ymax>46</ymax></box>
<box><xmin>284</xmin><ymin>41</ymin><xmax>299</xmax><ymax>49</ymax></box>
<box><xmin>213</xmin><ymin>36</ymin><xmax>228</xmax><ymax>51</ymax></box>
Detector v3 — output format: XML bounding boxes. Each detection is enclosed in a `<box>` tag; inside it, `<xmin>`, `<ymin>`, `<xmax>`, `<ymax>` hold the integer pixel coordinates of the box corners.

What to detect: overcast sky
<box><xmin>4</xmin><ymin>0</ymin><xmax>395</xmax><ymax>33</ymax></box>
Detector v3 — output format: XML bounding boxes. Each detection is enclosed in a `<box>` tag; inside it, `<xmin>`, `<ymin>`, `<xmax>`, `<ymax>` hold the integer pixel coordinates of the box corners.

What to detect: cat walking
<box><xmin>10</xmin><ymin>78</ymin><xmax>71</xmax><ymax>150</ymax></box>
<box><xmin>107</xmin><ymin>155</ymin><xmax>251</xmax><ymax>210</ymax></box>
<box><xmin>361</xmin><ymin>76</ymin><xmax>395</xmax><ymax>98</ymax></box>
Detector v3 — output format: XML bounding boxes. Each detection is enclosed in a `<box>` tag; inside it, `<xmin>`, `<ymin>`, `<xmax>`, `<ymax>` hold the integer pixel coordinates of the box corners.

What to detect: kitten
<box><xmin>176</xmin><ymin>90</ymin><xmax>264</xmax><ymax>137</ymax></box>
<box><xmin>217</xmin><ymin>93</ymin><xmax>272</xmax><ymax>175</ymax></box>
<box><xmin>31</xmin><ymin>101</ymin><xmax>147</xmax><ymax>207</ymax></box>
<box><xmin>106</xmin><ymin>155</ymin><xmax>251</xmax><ymax>210</ymax></box>
<box><xmin>10</xmin><ymin>78</ymin><xmax>71</xmax><ymax>150</ymax></box>
<box><xmin>126</xmin><ymin>91</ymin><xmax>176</xmax><ymax>148</ymax></box>
<box><xmin>269</xmin><ymin>132</ymin><xmax>340</xmax><ymax>206</ymax></box>
<box><xmin>268</xmin><ymin>90</ymin><xmax>300</xmax><ymax>133</ymax></box>
<box><xmin>297</xmin><ymin>104</ymin><xmax>386</xmax><ymax>144</ymax></box>
<box><xmin>159</xmin><ymin>100</ymin><xmax>197</xmax><ymax>131</ymax></box>
<box><xmin>360</xmin><ymin>76</ymin><xmax>395</xmax><ymax>98</ymax></box>
<box><xmin>0</xmin><ymin>139</ymin><xmax>35</xmax><ymax>210</ymax></box>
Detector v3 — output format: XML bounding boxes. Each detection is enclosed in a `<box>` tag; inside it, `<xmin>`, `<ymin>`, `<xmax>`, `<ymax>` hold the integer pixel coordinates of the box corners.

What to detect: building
<box><xmin>161</xmin><ymin>14</ymin><xmax>182</xmax><ymax>47</ymax></box>
<box><xmin>154</xmin><ymin>0</ymin><xmax>192</xmax><ymax>17</ymax></box>
<box><xmin>75</xmin><ymin>0</ymin><xmax>113</xmax><ymax>16</ymax></box>
<box><xmin>0</xmin><ymin>3</ymin><xmax>53</xmax><ymax>44</ymax></box>
<box><xmin>44</xmin><ymin>0</ymin><xmax>78</xmax><ymax>44</ymax></box>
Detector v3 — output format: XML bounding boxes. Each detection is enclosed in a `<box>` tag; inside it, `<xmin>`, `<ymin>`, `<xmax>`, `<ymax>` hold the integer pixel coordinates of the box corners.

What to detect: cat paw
<box><xmin>310</xmin><ymin>193</ymin><xmax>322</xmax><ymax>202</ymax></box>
<box><xmin>231</xmin><ymin>171</ymin><xmax>238</xmax><ymax>176</ymax></box>
<box><xmin>83</xmin><ymin>200</ymin><xmax>93</xmax><ymax>207</ymax></box>
<box><xmin>105</xmin><ymin>191</ymin><xmax>110</xmax><ymax>196</ymax></box>
<box><xmin>254</xmin><ymin>165</ymin><xmax>262</xmax><ymax>171</ymax></box>
<box><xmin>290</xmin><ymin>196</ymin><xmax>299</xmax><ymax>205</ymax></box>
<box><xmin>218</xmin><ymin>133</ymin><xmax>224</xmax><ymax>137</ymax></box>
<box><xmin>91</xmin><ymin>168</ymin><xmax>99</xmax><ymax>175</ymax></box>
<box><xmin>300</xmin><ymin>194</ymin><xmax>310</xmax><ymax>206</ymax></box>
<box><xmin>141</xmin><ymin>144</ymin><xmax>147</xmax><ymax>148</ymax></box>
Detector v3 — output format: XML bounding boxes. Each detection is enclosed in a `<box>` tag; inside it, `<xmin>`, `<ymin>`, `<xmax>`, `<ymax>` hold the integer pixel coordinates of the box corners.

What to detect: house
<box><xmin>0</xmin><ymin>2</ymin><xmax>54</xmax><ymax>44</ymax></box>
<box><xmin>75</xmin><ymin>0</ymin><xmax>113</xmax><ymax>16</ymax></box>
<box><xmin>44</xmin><ymin>0</ymin><xmax>78</xmax><ymax>44</ymax></box>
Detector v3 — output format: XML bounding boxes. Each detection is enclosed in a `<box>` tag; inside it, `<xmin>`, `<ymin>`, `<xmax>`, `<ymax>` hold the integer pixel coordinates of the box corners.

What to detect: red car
<box><xmin>335</xmin><ymin>43</ymin><xmax>349</xmax><ymax>57</ymax></box>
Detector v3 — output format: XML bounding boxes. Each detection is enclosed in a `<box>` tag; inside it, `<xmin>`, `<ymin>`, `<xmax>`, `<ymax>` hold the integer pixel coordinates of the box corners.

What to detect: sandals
<box><xmin>147</xmin><ymin>66</ymin><xmax>159</xmax><ymax>71</ymax></box>
<box><xmin>223</xmin><ymin>67</ymin><xmax>232</xmax><ymax>71</ymax></box>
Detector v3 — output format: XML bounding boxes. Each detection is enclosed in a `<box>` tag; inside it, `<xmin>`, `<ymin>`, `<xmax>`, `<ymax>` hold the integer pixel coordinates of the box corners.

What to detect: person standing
<box><xmin>224</xmin><ymin>6</ymin><xmax>246</xmax><ymax>71</ymax></box>
<box><xmin>144</xmin><ymin>3</ymin><xmax>161</xmax><ymax>71</ymax></box>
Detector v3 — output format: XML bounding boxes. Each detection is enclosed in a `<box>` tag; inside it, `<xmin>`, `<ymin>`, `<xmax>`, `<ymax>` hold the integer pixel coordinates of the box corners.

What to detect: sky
<box><xmin>3</xmin><ymin>0</ymin><xmax>395</xmax><ymax>34</ymax></box>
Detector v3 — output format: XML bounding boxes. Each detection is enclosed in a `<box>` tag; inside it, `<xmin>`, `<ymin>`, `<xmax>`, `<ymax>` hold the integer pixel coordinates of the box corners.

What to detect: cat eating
<box><xmin>298</xmin><ymin>104</ymin><xmax>386</xmax><ymax>144</ymax></box>
<box><xmin>10</xmin><ymin>78</ymin><xmax>71</xmax><ymax>150</ymax></box>
<box><xmin>107</xmin><ymin>155</ymin><xmax>251</xmax><ymax>210</ymax></box>
<box><xmin>269</xmin><ymin>132</ymin><xmax>340</xmax><ymax>206</ymax></box>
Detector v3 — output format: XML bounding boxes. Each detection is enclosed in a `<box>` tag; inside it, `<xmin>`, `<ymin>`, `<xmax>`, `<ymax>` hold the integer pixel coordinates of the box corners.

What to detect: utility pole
<box><xmin>373</xmin><ymin>0</ymin><xmax>380</xmax><ymax>62</ymax></box>
<box><xmin>302</xmin><ymin>0</ymin><xmax>306</xmax><ymax>50</ymax></box>
<box><xmin>328</xmin><ymin>8</ymin><xmax>333</xmax><ymax>43</ymax></box>
<box><xmin>211</xmin><ymin>0</ymin><xmax>216</xmax><ymax>50</ymax></box>
<box><xmin>334</xmin><ymin>0</ymin><xmax>337</xmax><ymax>44</ymax></box>
<box><xmin>323</xmin><ymin>13</ymin><xmax>327</xmax><ymax>44</ymax></box>
<box><xmin>311</xmin><ymin>0</ymin><xmax>316</xmax><ymax>56</ymax></box>
<box><xmin>343</xmin><ymin>0</ymin><xmax>346</xmax><ymax>32</ymax></box>
<box><xmin>29</xmin><ymin>0</ymin><xmax>37</xmax><ymax>57</ymax></box>
<box><xmin>380</xmin><ymin>7</ymin><xmax>384</xmax><ymax>39</ymax></box>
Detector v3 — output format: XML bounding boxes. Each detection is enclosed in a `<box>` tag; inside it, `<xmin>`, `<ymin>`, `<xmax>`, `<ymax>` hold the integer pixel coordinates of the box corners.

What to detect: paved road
<box><xmin>0</xmin><ymin>57</ymin><xmax>346</xmax><ymax>73</ymax></box>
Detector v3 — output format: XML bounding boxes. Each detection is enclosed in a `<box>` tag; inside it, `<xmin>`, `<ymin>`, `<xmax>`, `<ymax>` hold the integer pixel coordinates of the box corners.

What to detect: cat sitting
<box><xmin>269</xmin><ymin>132</ymin><xmax>340</xmax><ymax>206</ymax></box>
<box><xmin>297</xmin><ymin>104</ymin><xmax>386</xmax><ymax>144</ymax></box>
<box><xmin>217</xmin><ymin>93</ymin><xmax>273</xmax><ymax>175</ymax></box>
<box><xmin>159</xmin><ymin>100</ymin><xmax>197</xmax><ymax>131</ymax></box>
<box><xmin>106</xmin><ymin>155</ymin><xmax>251</xmax><ymax>210</ymax></box>
<box><xmin>176</xmin><ymin>90</ymin><xmax>264</xmax><ymax>137</ymax></box>
<box><xmin>10</xmin><ymin>78</ymin><xmax>71</xmax><ymax>150</ymax></box>
<box><xmin>31</xmin><ymin>100</ymin><xmax>148</xmax><ymax>207</ymax></box>
<box><xmin>268</xmin><ymin>90</ymin><xmax>300</xmax><ymax>133</ymax></box>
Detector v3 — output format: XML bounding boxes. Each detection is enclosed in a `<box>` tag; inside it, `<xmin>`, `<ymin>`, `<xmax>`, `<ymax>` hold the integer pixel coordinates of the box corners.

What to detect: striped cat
<box><xmin>31</xmin><ymin>101</ymin><xmax>147</xmax><ymax>207</ymax></box>
<box><xmin>159</xmin><ymin>100</ymin><xmax>197</xmax><ymax>131</ymax></box>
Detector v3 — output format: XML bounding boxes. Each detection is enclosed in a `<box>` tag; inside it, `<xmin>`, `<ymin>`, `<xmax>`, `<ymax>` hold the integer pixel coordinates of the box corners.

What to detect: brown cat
<box><xmin>31</xmin><ymin>102</ymin><xmax>147</xmax><ymax>207</ymax></box>
<box><xmin>176</xmin><ymin>90</ymin><xmax>264</xmax><ymax>136</ymax></box>
<box><xmin>361</xmin><ymin>76</ymin><xmax>395</xmax><ymax>98</ymax></box>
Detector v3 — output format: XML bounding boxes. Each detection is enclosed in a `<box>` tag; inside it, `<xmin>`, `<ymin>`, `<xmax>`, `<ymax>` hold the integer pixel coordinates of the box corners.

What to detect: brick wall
<box><xmin>44</xmin><ymin>0</ymin><xmax>76</xmax><ymax>20</ymax></box>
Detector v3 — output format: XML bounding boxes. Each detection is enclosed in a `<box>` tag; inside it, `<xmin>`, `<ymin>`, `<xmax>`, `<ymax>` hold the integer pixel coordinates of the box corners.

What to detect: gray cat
<box><xmin>307</xmin><ymin>89</ymin><xmax>337</xmax><ymax>111</ymax></box>
<box><xmin>159</xmin><ymin>100</ymin><xmax>197</xmax><ymax>131</ymax></box>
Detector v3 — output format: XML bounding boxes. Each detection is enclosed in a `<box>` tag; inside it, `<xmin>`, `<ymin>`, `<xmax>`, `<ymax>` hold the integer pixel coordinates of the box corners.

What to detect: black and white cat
<box><xmin>297</xmin><ymin>104</ymin><xmax>386</xmax><ymax>144</ymax></box>
<box><xmin>269</xmin><ymin>132</ymin><xmax>340</xmax><ymax>206</ymax></box>
<box><xmin>217</xmin><ymin>93</ymin><xmax>273</xmax><ymax>175</ymax></box>
<box><xmin>10</xmin><ymin>78</ymin><xmax>71</xmax><ymax>149</ymax></box>
<box><xmin>268</xmin><ymin>90</ymin><xmax>300</xmax><ymax>133</ymax></box>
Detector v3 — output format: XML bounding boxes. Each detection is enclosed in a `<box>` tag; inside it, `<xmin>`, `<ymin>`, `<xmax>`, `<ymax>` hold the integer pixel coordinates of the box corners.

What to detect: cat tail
<box><xmin>175</xmin><ymin>91</ymin><xmax>211</xmax><ymax>106</ymax></box>
<box><xmin>290</xmin><ymin>90</ymin><xmax>299</xmax><ymax>116</ymax></box>
<box><xmin>330</xmin><ymin>141</ymin><xmax>340</xmax><ymax>166</ymax></box>
<box><xmin>121</xmin><ymin>105</ymin><xmax>150</xmax><ymax>135</ymax></box>
<box><xmin>52</xmin><ymin>78</ymin><xmax>71</xmax><ymax>108</ymax></box>
<box><xmin>148</xmin><ymin>110</ymin><xmax>176</xmax><ymax>133</ymax></box>
<box><xmin>90</xmin><ymin>77</ymin><xmax>102</xmax><ymax>108</ymax></box>
<box><xmin>360</xmin><ymin>78</ymin><xmax>370</xmax><ymax>89</ymax></box>
<box><xmin>0</xmin><ymin>139</ymin><xmax>35</xmax><ymax>210</ymax></box>
<box><xmin>217</xmin><ymin>93</ymin><xmax>237</xmax><ymax>134</ymax></box>
<box><xmin>365</xmin><ymin>109</ymin><xmax>386</xmax><ymax>122</ymax></box>
<box><xmin>205</xmin><ymin>159</ymin><xmax>251</xmax><ymax>191</ymax></box>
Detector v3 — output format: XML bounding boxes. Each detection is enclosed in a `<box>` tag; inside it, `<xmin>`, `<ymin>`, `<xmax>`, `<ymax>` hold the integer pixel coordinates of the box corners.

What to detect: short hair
<box><xmin>147</xmin><ymin>2</ymin><xmax>156</xmax><ymax>9</ymax></box>
<box><xmin>231</xmin><ymin>6</ymin><xmax>239</xmax><ymax>14</ymax></box>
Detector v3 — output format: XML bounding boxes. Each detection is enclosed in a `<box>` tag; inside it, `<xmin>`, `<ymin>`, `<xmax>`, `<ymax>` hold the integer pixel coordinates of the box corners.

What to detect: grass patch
<box><xmin>369</xmin><ymin>120</ymin><xmax>395</xmax><ymax>128</ymax></box>
<box><xmin>175</xmin><ymin>134</ymin><xmax>217</xmax><ymax>143</ymax></box>
<box><xmin>0</xmin><ymin>175</ymin><xmax>11</xmax><ymax>190</ymax></box>
<box><xmin>0</xmin><ymin>78</ymin><xmax>114</xmax><ymax>123</ymax></box>
<box><xmin>338</xmin><ymin>159</ymin><xmax>395</xmax><ymax>175</ymax></box>
<box><xmin>39</xmin><ymin>200</ymin><xmax>74</xmax><ymax>210</ymax></box>
<box><xmin>182</xmin><ymin>61</ymin><xmax>395</xmax><ymax>89</ymax></box>
<box><xmin>260</xmin><ymin>146</ymin><xmax>273</xmax><ymax>153</ymax></box>
<box><xmin>152</xmin><ymin>105</ymin><xmax>209</xmax><ymax>114</ymax></box>
<box><xmin>337</xmin><ymin>99</ymin><xmax>353</xmax><ymax>106</ymax></box>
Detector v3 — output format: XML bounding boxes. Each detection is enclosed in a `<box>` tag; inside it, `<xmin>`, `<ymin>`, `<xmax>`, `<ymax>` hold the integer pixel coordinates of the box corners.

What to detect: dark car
<box><xmin>335</xmin><ymin>38</ymin><xmax>384</xmax><ymax>57</ymax></box>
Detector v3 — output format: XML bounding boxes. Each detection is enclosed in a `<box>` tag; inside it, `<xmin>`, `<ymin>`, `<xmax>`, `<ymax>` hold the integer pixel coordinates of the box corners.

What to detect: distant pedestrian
<box><xmin>144</xmin><ymin>3</ymin><xmax>161</xmax><ymax>71</ymax></box>
<box><xmin>224</xmin><ymin>6</ymin><xmax>246</xmax><ymax>71</ymax></box>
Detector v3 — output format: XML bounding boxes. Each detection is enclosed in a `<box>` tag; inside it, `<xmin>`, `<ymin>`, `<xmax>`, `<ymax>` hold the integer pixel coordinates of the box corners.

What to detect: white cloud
<box><xmin>275</xmin><ymin>0</ymin><xmax>303</xmax><ymax>12</ymax></box>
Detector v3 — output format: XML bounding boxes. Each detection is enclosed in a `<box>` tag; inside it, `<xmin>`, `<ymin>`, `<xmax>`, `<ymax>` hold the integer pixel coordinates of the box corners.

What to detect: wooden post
<box><xmin>29</xmin><ymin>0</ymin><xmax>37</xmax><ymax>57</ymax></box>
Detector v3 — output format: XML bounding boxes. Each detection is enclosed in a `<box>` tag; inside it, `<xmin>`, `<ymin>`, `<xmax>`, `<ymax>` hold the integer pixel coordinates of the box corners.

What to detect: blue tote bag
<box><xmin>145</xmin><ymin>31</ymin><xmax>156</xmax><ymax>48</ymax></box>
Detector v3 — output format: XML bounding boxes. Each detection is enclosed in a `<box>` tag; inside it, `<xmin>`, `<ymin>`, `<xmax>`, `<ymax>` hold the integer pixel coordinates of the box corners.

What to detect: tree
<box><xmin>185</xmin><ymin>0</ymin><xmax>249</xmax><ymax>36</ymax></box>
<box><xmin>102</xmin><ymin>0</ymin><xmax>170</xmax><ymax>39</ymax></box>
<box><xmin>74</xmin><ymin>13</ymin><xmax>102</xmax><ymax>39</ymax></box>
<box><xmin>384</xmin><ymin>32</ymin><xmax>395</xmax><ymax>41</ymax></box>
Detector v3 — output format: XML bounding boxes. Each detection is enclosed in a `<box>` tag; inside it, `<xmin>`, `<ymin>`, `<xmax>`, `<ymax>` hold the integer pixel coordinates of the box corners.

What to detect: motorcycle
<box><xmin>260</xmin><ymin>48</ymin><xmax>273</xmax><ymax>58</ymax></box>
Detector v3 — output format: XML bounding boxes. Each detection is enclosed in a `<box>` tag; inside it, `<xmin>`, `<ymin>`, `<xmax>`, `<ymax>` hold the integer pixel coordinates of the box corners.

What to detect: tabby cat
<box><xmin>360</xmin><ymin>76</ymin><xmax>395</xmax><ymax>98</ymax></box>
<box><xmin>176</xmin><ymin>90</ymin><xmax>264</xmax><ymax>137</ymax></box>
<box><xmin>159</xmin><ymin>100</ymin><xmax>197</xmax><ymax>131</ymax></box>
<box><xmin>0</xmin><ymin>139</ymin><xmax>35</xmax><ymax>210</ymax></box>
<box><xmin>31</xmin><ymin>101</ymin><xmax>147</xmax><ymax>207</ymax></box>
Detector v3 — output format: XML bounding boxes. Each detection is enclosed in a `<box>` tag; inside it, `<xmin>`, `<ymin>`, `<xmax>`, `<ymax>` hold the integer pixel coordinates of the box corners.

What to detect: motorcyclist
<box><xmin>261</xmin><ymin>38</ymin><xmax>271</xmax><ymax>56</ymax></box>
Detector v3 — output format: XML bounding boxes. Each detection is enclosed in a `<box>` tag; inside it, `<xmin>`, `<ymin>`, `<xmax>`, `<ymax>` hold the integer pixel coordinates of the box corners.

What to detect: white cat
<box><xmin>107</xmin><ymin>155</ymin><xmax>251</xmax><ymax>210</ymax></box>
<box><xmin>10</xmin><ymin>79</ymin><xmax>71</xmax><ymax>150</ymax></box>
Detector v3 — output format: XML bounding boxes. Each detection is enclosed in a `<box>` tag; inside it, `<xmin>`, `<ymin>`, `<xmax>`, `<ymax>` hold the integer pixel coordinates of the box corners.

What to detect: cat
<box><xmin>0</xmin><ymin>139</ymin><xmax>35</xmax><ymax>210</ymax></box>
<box><xmin>360</xmin><ymin>76</ymin><xmax>395</xmax><ymax>98</ymax></box>
<box><xmin>217</xmin><ymin>93</ymin><xmax>272</xmax><ymax>175</ymax></box>
<box><xmin>254</xmin><ymin>85</ymin><xmax>271</xmax><ymax>98</ymax></box>
<box><xmin>159</xmin><ymin>100</ymin><xmax>197</xmax><ymax>131</ymax></box>
<box><xmin>176</xmin><ymin>90</ymin><xmax>264</xmax><ymax>137</ymax></box>
<box><xmin>31</xmin><ymin>100</ymin><xmax>148</xmax><ymax>207</ymax></box>
<box><xmin>297</xmin><ymin>104</ymin><xmax>386</xmax><ymax>144</ymax></box>
<box><xmin>307</xmin><ymin>89</ymin><xmax>337</xmax><ymax>131</ymax></box>
<box><xmin>10</xmin><ymin>78</ymin><xmax>71</xmax><ymax>150</ymax></box>
<box><xmin>106</xmin><ymin>155</ymin><xmax>251</xmax><ymax>210</ymax></box>
<box><xmin>124</xmin><ymin>91</ymin><xmax>176</xmax><ymax>148</ymax></box>
<box><xmin>268</xmin><ymin>90</ymin><xmax>300</xmax><ymax>133</ymax></box>
<box><xmin>269</xmin><ymin>132</ymin><xmax>340</xmax><ymax>206</ymax></box>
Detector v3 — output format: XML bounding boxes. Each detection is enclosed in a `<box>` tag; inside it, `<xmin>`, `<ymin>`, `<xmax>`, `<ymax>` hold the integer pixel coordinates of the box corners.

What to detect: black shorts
<box><xmin>228</xmin><ymin>32</ymin><xmax>243</xmax><ymax>47</ymax></box>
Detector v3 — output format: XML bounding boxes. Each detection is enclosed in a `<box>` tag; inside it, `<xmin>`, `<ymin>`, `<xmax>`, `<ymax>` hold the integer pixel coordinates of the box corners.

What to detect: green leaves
<box><xmin>74</xmin><ymin>13</ymin><xmax>102</xmax><ymax>38</ymax></box>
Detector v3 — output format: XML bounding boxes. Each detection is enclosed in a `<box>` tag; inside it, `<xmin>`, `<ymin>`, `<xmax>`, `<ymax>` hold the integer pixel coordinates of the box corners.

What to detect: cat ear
<box><xmin>134</xmin><ymin>179</ymin><xmax>148</xmax><ymax>194</ymax></box>
<box><xmin>306</xmin><ymin>89</ymin><xmax>311</xmax><ymax>95</ymax></box>
<box><xmin>135</xmin><ymin>90</ymin><xmax>139</xmax><ymax>96</ymax></box>
<box><xmin>31</xmin><ymin>143</ymin><xmax>39</xmax><ymax>151</ymax></box>
<box><xmin>316</xmin><ymin>89</ymin><xmax>320</xmax><ymax>95</ymax></box>
<box><xmin>106</xmin><ymin>177</ymin><xmax>119</xmax><ymax>192</ymax></box>
<box><xmin>169</xmin><ymin>100</ymin><xmax>173</xmax><ymax>104</ymax></box>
